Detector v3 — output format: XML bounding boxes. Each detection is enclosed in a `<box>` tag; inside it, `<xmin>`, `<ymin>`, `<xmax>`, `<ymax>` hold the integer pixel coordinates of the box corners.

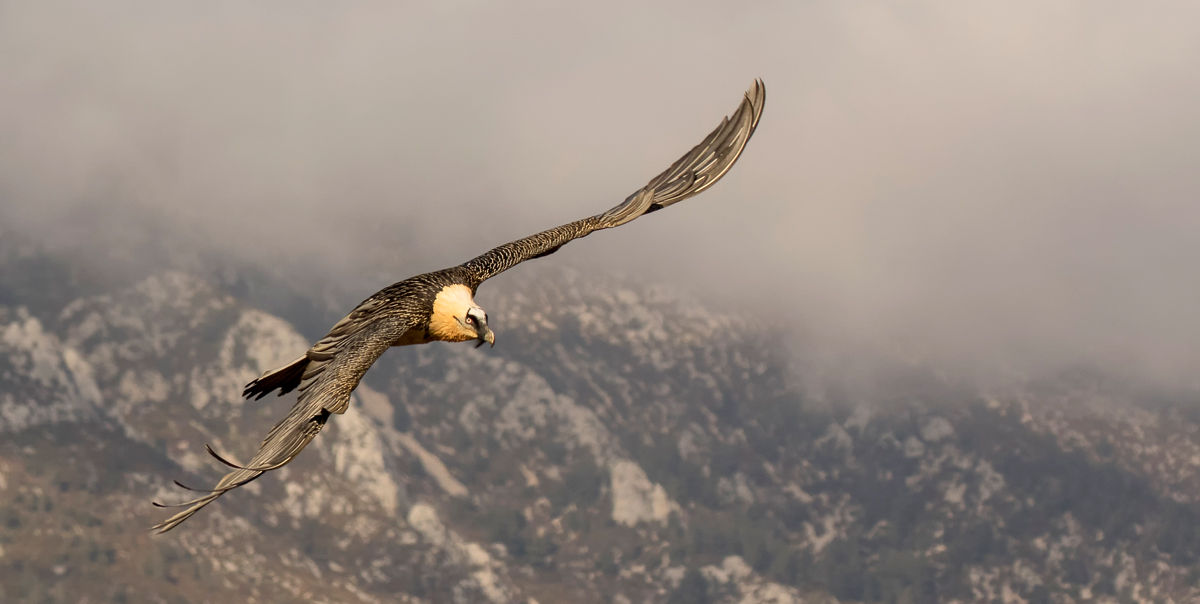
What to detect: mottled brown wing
<box><xmin>242</xmin><ymin>297</ymin><xmax>389</xmax><ymax>401</ymax></box>
<box><xmin>151</xmin><ymin>299</ymin><xmax>412</xmax><ymax>534</ymax></box>
<box><xmin>462</xmin><ymin>79</ymin><xmax>766</xmax><ymax>283</ymax></box>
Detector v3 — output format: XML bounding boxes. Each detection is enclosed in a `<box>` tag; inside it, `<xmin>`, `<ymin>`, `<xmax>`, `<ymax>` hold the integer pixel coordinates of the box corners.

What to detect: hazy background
<box><xmin>2</xmin><ymin>0</ymin><xmax>1199</xmax><ymax>388</ymax></box>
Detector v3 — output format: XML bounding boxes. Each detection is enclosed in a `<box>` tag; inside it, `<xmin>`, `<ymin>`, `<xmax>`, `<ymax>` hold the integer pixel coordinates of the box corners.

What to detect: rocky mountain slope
<box><xmin>2</xmin><ymin>248</ymin><xmax>1200</xmax><ymax>604</ymax></box>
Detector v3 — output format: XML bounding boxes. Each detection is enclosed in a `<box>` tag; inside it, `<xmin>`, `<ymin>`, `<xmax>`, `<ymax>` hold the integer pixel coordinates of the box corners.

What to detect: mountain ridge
<box><xmin>1</xmin><ymin>258</ymin><xmax>1199</xmax><ymax>603</ymax></box>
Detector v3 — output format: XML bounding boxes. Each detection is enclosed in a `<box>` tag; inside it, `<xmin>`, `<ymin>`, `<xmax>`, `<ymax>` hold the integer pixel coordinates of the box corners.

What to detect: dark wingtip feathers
<box><xmin>242</xmin><ymin>355</ymin><xmax>309</xmax><ymax>400</ymax></box>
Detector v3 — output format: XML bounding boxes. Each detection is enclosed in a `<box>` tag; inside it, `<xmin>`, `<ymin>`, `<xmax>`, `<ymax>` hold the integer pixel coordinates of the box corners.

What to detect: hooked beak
<box><xmin>475</xmin><ymin>325</ymin><xmax>495</xmax><ymax>349</ymax></box>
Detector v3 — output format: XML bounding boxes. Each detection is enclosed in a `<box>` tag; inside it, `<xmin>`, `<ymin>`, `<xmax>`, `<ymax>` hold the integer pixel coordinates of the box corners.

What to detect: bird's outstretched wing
<box><xmin>462</xmin><ymin>79</ymin><xmax>765</xmax><ymax>284</ymax></box>
<box><xmin>151</xmin><ymin>298</ymin><xmax>409</xmax><ymax>533</ymax></box>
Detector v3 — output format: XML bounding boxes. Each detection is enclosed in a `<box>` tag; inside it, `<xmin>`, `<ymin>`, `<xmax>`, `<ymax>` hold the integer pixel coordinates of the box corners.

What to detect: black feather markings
<box><xmin>242</xmin><ymin>354</ymin><xmax>308</xmax><ymax>400</ymax></box>
<box><xmin>530</xmin><ymin>244</ymin><xmax>565</xmax><ymax>260</ymax></box>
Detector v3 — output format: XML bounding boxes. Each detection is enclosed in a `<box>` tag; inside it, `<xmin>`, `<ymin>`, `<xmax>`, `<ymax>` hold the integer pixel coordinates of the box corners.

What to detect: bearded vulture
<box><xmin>152</xmin><ymin>80</ymin><xmax>765</xmax><ymax>533</ymax></box>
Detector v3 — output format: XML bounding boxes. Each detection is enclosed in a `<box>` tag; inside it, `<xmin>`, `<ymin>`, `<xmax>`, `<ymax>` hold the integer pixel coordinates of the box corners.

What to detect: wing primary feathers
<box><xmin>462</xmin><ymin>79</ymin><xmax>764</xmax><ymax>283</ymax></box>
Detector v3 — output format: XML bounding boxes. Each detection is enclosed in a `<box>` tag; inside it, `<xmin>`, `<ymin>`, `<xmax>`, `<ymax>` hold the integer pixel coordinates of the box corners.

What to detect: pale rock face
<box><xmin>401</xmin><ymin>432</ymin><xmax>470</xmax><ymax>498</ymax></box>
<box><xmin>190</xmin><ymin>308</ymin><xmax>309</xmax><ymax>412</ymax></box>
<box><xmin>408</xmin><ymin>503</ymin><xmax>450</xmax><ymax>549</ymax></box>
<box><xmin>803</xmin><ymin>496</ymin><xmax>855</xmax><ymax>555</ymax></box>
<box><xmin>921</xmin><ymin>416</ymin><xmax>955</xmax><ymax>442</ymax></box>
<box><xmin>815</xmin><ymin>423</ymin><xmax>853</xmax><ymax>451</ymax></box>
<box><xmin>702</xmin><ymin>556</ymin><xmax>804</xmax><ymax>604</ymax></box>
<box><xmin>974</xmin><ymin>459</ymin><xmax>1006</xmax><ymax>508</ymax></box>
<box><xmin>466</xmin><ymin>354</ymin><xmax>687</xmax><ymax>529</ymax></box>
<box><xmin>610</xmin><ymin>461</ymin><xmax>676</xmax><ymax>526</ymax></box>
<box><xmin>494</xmin><ymin>372</ymin><xmax>554</xmax><ymax>442</ymax></box>
<box><xmin>477</xmin><ymin>354</ymin><xmax>636</xmax><ymax>470</ymax></box>
<box><xmin>944</xmin><ymin>480</ymin><xmax>968</xmax><ymax>506</ymax></box>
<box><xmin>737</xmin><ymin>582</ymin><xmax>802</xmax><ymax>604</ymax></box>
<box><xmin>408</xmin><ymin>503</ymin><xmax>512</xmax><ymax>604</ymax></box>
<box><xmin>9</xmin><ymin>261</ymin><xmax>1200</xmax><ymax>603</ymax></box>
<box><xmin>716</xmin><ymin>472</ymin><xmax>757</xmax><ymax>506</ymax></box>
<box><xmin>662</xmin><ymin>565</ymin><xmax>687</xmax><ymax>589</ymax></box>
<box><xmin>0</xmin><ymin>307</ymin><xmax>101</xmax><ymax>431</ymax></box>
<box><xmin>116</xmin><ymin>369</ymin><xmax>170</xmax><ymax>407</ymax></box>
<box><xmin>703</xmin><ymin>555</ymin><xmax>753</xmax><ymax>584</ymax></box>
<box><xmin>356</xmin><ymin>383</ymin><xmax>468</xmax><ymax>498</ymax></box>
<box><xmin>291</xmin><ymin>479</ymin><xmax>333</xmax><ymax>519</ymax></box>
<box><xmin>733</xmin><ymin>472</ymin><xmax>755</xmax><ymax>504</ymax></box>
<box><xmin>844</xmin><ymin>405</ymin><xmax>872</xmax><ymax>431</ymax></box>
<box><xmin>676</xmin><ymin>424</ymin><xmax>707</xmax><ymax>460</ymax></box>
<box><xmin>566</xmin><ymin>280</ymin><xmax>742</xmax><ymax>374</ymax></box>
<box><xmin>62</xmin><ymin>272</ymin><xmax>237</xmax><ymax>378</ymax></box>
<box><xmin>784</xmin><ymin>483</ymin><xmax>814</xmax><ymax>504</ymax></box>
<box><xmin>903</xmin><ymin>435</ymin><xmax>926</xmax><ymax>458</ymax></box>
<box><xmin>330</xmin><ymin>401</ymin><xmax>401</xmax><ymax>515</ymax></box>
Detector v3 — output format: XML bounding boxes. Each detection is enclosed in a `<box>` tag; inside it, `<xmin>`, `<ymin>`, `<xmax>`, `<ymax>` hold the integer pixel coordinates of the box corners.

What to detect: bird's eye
<box><xmin>465</xmin><ymin>316</ymin><xmax>475</xmax><ymax>325</ymax></box>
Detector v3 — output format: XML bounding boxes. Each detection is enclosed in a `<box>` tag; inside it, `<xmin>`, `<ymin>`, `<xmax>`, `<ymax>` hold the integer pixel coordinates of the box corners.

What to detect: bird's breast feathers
<box><xmin>428</xmin><ymin>284</ymin><xmax>479</xmax><ymax>342</ymax></box>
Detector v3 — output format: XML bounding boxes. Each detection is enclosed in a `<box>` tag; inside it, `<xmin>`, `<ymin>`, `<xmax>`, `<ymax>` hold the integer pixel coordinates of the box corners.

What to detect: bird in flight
<box><xmin>152</xmin><ymin>80</ymin><xmax>765</xmax><ymax>533</ymax></box>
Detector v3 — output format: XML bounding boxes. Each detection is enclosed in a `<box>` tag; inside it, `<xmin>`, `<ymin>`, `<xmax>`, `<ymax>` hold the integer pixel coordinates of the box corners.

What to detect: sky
<box><xmin>2</xmin><ymin>1</ymin><xmax>1199</xmax><ymax>387</ymax></box>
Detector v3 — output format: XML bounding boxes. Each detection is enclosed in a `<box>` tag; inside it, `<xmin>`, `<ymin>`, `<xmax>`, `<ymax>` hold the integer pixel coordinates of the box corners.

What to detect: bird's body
<box><xmin>152</xmin><ymin>80</ymin><xmax>765</xmax><ymax>533</ymax></box>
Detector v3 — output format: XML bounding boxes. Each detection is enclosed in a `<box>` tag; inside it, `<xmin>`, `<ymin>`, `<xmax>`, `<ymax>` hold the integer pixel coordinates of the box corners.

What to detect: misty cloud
<box><xmin>2</xmin><ymin>1</ymin><xmax>1199</xmax><ymax>385</ymax></box>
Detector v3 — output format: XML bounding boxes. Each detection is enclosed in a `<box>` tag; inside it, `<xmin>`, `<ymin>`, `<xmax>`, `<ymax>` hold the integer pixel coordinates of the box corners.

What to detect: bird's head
<box><xmin>459</xmin><ymin>306</ymin><xmax>494</xmax><ymax>348</ymax></box>
<box><xmin>430</xmin><ymin>284</ymin><xmax>495</xmax><ymax>348</ymax></box>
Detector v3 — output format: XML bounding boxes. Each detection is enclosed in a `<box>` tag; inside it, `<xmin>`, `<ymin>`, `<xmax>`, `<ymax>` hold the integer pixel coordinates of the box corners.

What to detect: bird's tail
<box><xmin>152</xmin><ymin>410</ymin><xmax>331</xmax><ymax>533</ymax></box>
<box><xmin>150</xmin><ymin>491</ymin><xmax>224</xmax><ymax>534</ymax></box>
<box><xmin>243</xmin><ymin>355</ymin><xmax>309</xmax><ymax>400</ymax></box>
<box><xmin>155</xmin><ymin>355</ymin><xmax>310</xmax><ymax>533</ymax></box>
<box><xmin>150</xmin><ymin>448</ymin><xmax>263</xmax><ymax>534</ymax></box>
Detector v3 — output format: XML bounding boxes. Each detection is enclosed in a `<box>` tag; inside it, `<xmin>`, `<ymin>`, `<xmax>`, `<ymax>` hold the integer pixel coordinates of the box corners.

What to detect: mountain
<box><xmin>2</xmin><ymin>245</ymin><xmax>1199</xmax><ymax>604</ymax></box>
